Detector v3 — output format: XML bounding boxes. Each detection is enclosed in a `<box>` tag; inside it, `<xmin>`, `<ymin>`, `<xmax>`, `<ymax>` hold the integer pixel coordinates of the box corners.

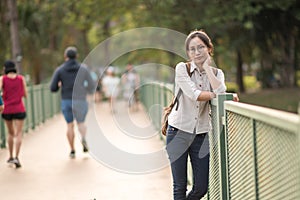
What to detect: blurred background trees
<box><xmin>1</xmin><ymin>0</ymin><xmax>299</xmax><ymax>93</ymax></box>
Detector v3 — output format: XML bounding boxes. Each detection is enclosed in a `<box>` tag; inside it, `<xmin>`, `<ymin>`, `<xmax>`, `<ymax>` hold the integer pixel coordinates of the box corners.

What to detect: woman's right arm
<box><xmin>175</xmin><ymin>62</ymin><xmax>215</xmax><ymax>102</ymax></box>
<box><xmin>175</xmin><ymin>62</ymin><xmax>200</xmax><ymax>101</ymax></box>
<box><xmin>197</xmin><ymin>91</ymin><xmax>215</xmax><ymax>101</ymax></box>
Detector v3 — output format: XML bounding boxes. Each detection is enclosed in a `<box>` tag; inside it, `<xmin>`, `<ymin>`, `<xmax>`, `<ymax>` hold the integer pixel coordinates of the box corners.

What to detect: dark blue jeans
<box><xmin>166</xmin><ymin>125</ymin><xmax>209</xmax><ymax>200</ymax></box>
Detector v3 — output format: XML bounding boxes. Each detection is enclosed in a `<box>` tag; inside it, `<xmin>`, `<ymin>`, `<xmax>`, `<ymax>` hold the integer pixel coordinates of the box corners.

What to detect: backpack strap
<box><xmin>174</xmin><ymin>63</ymin><xmax>193</xmax><ymax>110</ymax></box>
<box><xmin>185</xmin><ymin>62</ymin><xmax>192</xmax><ymax>77</ymax></box>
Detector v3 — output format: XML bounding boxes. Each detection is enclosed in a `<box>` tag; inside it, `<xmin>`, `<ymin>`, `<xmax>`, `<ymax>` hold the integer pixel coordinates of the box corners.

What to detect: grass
<box><xmin>239</xmin><ymin>87</ymin><xmax>300</xmax><ymax>113</ymax></box>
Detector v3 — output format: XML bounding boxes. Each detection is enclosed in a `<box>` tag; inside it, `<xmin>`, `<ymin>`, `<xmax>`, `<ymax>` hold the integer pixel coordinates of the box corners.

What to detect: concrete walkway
<box><xmin>0</xmin><ymin>101</ymin><xmax>172</xmax><ymax>200</ymax></box>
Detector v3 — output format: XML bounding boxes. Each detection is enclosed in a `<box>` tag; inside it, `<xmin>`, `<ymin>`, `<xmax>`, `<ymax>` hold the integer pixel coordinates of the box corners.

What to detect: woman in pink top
<box><xmin>0</xmin><ymin>60</ymin><xmax>27</xmax><ymax>168</ymax></box>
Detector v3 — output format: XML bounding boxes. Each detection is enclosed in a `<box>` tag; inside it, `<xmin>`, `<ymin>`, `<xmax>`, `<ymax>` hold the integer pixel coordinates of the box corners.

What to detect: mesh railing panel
<box><xmin>226</xmin><ymin>111</ymin><xmax>257</xmax><ymax>200</ymax></box>
<box><xmin>208</xmin><ymin>104</ymin><xmax>221</xmax><ymax>200</ymax></box>
<box><xmin>140</xmin><ymin>89</ymin><xmax>300</xmax><ymax>200</ymax></box>
<box><xmin>256</xmin><ymin>121</ymin><xmax>300</xmax><ymax>200</ymax></box>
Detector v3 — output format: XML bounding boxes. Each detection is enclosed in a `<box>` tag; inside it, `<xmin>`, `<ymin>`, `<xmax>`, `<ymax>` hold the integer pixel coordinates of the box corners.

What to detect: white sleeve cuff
<box><xmin>194</xmin><ymin>90</ymin><xmax>201</xmax><ymax>101</ymax></box>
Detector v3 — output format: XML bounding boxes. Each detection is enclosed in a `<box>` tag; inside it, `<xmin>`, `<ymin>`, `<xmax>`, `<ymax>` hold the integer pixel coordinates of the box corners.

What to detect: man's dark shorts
<box><xmin>61</xmin><ymin>99</ymin><xmax>88</xmax><ymax>123</ymax></box>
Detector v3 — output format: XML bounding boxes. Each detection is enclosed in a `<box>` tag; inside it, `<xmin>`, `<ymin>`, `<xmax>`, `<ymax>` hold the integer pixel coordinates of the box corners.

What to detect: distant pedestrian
<box><xmin>101</xmin><ymin>66</ymin><xmax>120</xmax><ymax>113</ymax></box>
<box><xmin>50</xmin><ymin>46</ymin><xmax>95</xmax><ymax>158</ymax></box>
<box><xmin>0</xmin><ymin>60</ymin><xmax>27</xmax><ymax>168</ymax></box>
<box><xmin>121</xmin><ymin>64</ymin><xmax>140</xmax><ymax>111</ymax></box>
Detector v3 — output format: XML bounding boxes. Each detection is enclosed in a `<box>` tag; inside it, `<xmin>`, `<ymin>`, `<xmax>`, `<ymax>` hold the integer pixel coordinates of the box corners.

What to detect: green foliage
<box><xmin>226</xmin><ymin>82</ymin><xmax>239</xmax><ymax>93</ymax></box>
<box><xmin>1</xmin><ymin>0</ymin><xmax>299</xmax><ymax>87</ymax></box>
<box><xmin>244</xmin><ymin>75</ymin><xmax>261</xmax><ymax>91</ymax></box>
<box><xmin>297</xmin><ymin>70</ymin><xmax>300</xmax><ymax>87</ymax></box>
<box><xmin>240</xmin><ymin>88</ymin><xmax>300</xmax><ymax>113</ymax></box>
<box><xmin>226</xmin><ymin>75</ymin><xmax>260</xmax><ymax>93</ymax></box>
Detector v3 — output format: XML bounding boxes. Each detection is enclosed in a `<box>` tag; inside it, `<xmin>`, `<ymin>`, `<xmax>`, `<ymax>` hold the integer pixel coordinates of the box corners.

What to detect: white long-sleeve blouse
<box><xmin>168</xmin><ymin>61</ymin><xmax>226</xmax><ymax>134</ymax></box>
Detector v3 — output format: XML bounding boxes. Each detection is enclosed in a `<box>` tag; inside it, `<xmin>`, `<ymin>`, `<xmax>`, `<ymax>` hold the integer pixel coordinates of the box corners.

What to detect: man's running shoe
<box><xmin>69</xmin><ymin>150</ymin><xmax>75</xmax><ymax>159</ymax></box>
<box><xmin>82</xmin><ymin>139</ymin><xmax>88</xmax><ymax>153</ymax></box>
<box><xmin>13</xmin><ymin>157</ymin><xmax>22</xmax><ymax>168</ymax></box>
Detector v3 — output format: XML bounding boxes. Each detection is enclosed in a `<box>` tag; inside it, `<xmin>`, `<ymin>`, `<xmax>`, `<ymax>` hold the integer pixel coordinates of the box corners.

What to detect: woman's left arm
<box><xmin>203</xmin><ymin>56</ymin><xmax>226</xmax><ymax>94</ymax></box>
<box><xmin>22</xmin><ymin>76</ymin><xmax>28</xmax><ymax>98</ymax></box>
<box><xmin>203</xmin><ymin>57</ymin><xmax>240</xmax><ymax>101</ymax></box>
<box><xmin>0</xmin><ymin>76</ymin><xmax>3</xmax><ymax>91</ymax></box>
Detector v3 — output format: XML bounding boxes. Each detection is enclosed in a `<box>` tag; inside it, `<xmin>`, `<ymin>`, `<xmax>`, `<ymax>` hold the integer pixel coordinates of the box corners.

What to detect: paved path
<box><xmin>0</xmin><ymin>101</ymin><xmax>172</xmax><ymax>200</ymax></box>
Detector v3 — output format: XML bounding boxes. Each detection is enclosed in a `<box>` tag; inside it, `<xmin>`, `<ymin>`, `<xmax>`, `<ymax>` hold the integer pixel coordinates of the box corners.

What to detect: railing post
<box><xmin>298</xmin><ymin>102</ymin><xmax>300</xmax><ymax>199</ymax></box>
<box><xmin>24</xmin><ymin>85</ymin><xmax>29</xmax><ymax>132</ymax></box>
<box><xmin>252</xmin><ymin>119</ymin><xmax>259</xmax><ymax>200</ymax></box>
<box><xmin>160</xmin><ymin>83</ymin><xmax>168</xmax><ymax>141</ymax></box>
<box><xmin>49</xmin><ymin>87</ymin><xmax>54</xmax><ymax>117</ymax></box>
<box><xmin>158</xmin><ymin>83</ymin><xmax>163</xmax><ymax>140</ymax></box>
<box><xmin>216</xmin><ymin>93</ymin><xmax>233</xmax><ymax>200</ymax></box>
<box><xmin>41</xmin><ymin>84</ymin><xmax>46</xmax><ymax>123</ymax></box>
<box><xmin>158</xmin><ymin>84</ymin><xmax>162</xmax><ymax>131</ymax></box>
<box><xmin>30</xmin><ymin>84</ymin><xmax>35</xmax><ymax>129</ymax></box>
<box><xmin>156</xmin><ymin>84</ymin><xmax>161</xmax><ymax>131</ymax></box>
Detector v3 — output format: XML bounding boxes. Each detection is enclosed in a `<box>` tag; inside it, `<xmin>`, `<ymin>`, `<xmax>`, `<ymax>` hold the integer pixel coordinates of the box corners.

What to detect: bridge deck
<box><xmin>0</xmin><ymin>101</ymin><xmax>172</xmax><ymax>200</ymax></box>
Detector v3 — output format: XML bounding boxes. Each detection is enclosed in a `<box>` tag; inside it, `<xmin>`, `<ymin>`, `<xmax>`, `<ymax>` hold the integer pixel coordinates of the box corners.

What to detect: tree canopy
<box><xmin>1</xmin><ymin>0</ymin><xmax>299</xmax><ymax>91</ymax></box>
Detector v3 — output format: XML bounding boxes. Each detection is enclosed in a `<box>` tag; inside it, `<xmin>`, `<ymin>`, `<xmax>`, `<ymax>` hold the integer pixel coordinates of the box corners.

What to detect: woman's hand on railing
<box><xmin>232</xmin><ymin>93</ymin><xmax>239</xmax><ymax>102</ymax></box>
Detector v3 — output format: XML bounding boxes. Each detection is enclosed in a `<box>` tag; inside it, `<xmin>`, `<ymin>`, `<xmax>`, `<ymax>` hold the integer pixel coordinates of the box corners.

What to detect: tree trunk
<box><xmin>7</xmin><ymin>0</ymin><xmax>22</xmax><ymax>73</ymax></box>
<box><xmin>236</xmin><ymin>49</ymin><xmax>245</xmax><ymax>93</ymax></box>
<box><xmin>81</xmin><ymin>29</ymin><xmax>90</xmax><ymax>58</ymax></box>
<box><xmin>294</xmin><ymin>35</ymin><xmax>299</xmax><ymax>87</ymax></box>
<box><xmin>260</xmin><ymin>56</ymin><xmax>275</xmax><ymax>89</ymax></box>
<box><xmin>276</xmin><ymin>29</ymin><xmax>296</xmax><ymax>87</ymax></box>
<box><xmin>103</xmin><ymin>20</ymin><xmax>110</xmax><ymax>66</ymax></box>
<box><xmin>0</xmin><ymin>1</ymin><xmax>8</xmax><ymax>62</ymax></box>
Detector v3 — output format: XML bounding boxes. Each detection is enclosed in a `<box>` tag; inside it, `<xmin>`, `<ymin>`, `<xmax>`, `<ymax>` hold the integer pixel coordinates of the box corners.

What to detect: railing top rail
<box><xmin>224</xmin><ymin>100</ymin><xmax>299</xmax><ymax>133</ymax></box>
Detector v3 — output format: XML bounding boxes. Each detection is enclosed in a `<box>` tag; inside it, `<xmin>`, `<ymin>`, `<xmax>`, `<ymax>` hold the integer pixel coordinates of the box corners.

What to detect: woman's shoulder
<box><xmin>17</xmin><ymin>74</ymin><xmax>25</xmax><ymax>78</ymax></box>
<box><xmin>15</xmin><ymin>74</ymin><xmax>25</xmax><ymax>81</ymax></box>
<box><xmin>175</xmin><ymin>62</ymin><xmax>190</xmax><ymax>74</ymax></box>
<box><xmin>215</xmin><ymin>67</ymin><xmax>225</xmax><ymax>75</ymax></box>
<box><xmin>175</xmin><ymin>62</ymin><xmax>186</xmax><ymax>71</ymax></box>
<box><xmin>175</xmin><ymin>62</ymin><xmax>186</xmax><ymax>68</ymax></box>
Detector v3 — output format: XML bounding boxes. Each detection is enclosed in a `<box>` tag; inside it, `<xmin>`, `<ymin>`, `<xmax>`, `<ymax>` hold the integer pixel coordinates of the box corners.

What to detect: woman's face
<box><xmin>187</xmin><ymin>37</ymin><xmax>210</xmax><ymax>65</ymax></box>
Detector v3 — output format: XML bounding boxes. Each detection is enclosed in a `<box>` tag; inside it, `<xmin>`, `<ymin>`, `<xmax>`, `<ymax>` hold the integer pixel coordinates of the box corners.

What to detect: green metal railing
<box><xmin>222</xmin><ymin>101</ymin><xmax>300</xmax><ymax>200</ymax></box>
<box><xmin>0</xmin><ymin>83</ymin><xmax>61</xmax><ymax>148</ymax></box>
<box><xmin>139</xmin><ymin>82</ymin><xmax>173</xmax><ymax>140</ymax></box>
<box><xmin>140</xmin><ymin>82</ymin><xmax>300</xmax><ymax>200</ymax></box>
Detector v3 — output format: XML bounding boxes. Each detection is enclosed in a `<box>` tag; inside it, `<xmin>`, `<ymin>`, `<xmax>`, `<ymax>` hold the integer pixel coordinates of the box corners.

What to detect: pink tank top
<box><xmin>2</xmin><ymin>75</ymin><xmax>26</xmax><ymax>114</ymax></box>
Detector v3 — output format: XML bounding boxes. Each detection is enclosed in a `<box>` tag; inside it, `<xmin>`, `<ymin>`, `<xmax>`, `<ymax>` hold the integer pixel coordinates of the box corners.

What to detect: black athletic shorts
<box><xmin>2</xmin><ymin>112</ymin><xmax>26</xmax><ymax>120</ymax></box>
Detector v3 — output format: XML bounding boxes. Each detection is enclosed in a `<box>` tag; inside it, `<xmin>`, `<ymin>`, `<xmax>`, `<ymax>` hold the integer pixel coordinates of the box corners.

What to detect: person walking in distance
<box><xmin>101</xmin><ymin>66</ymin><xmax>120</xmax><ymax>113</ymax></box>
<box><xmin>0</xmin><ymin>60</ymin><xmax>27</xmax><ymax>168</ymax></box>
<box><xmin>50</xmin><ymin>46</ymin><xmax>95</xmax><ymax>158</ymax></box>
<box><xmin>121</xmin><ymin>64</ymin><xmax>140</xmax><ymax>111</ymax></box>
<box><xmin>166</xmin><ymin>30</ymin><xmax>229</xmax><ymax>199</ymax></box>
